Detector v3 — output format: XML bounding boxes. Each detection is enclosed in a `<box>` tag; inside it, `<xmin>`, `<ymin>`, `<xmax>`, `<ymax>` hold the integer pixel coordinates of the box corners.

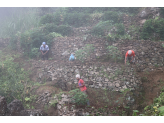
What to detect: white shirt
<box><xmin>40</xmin><ymin>45</ymin><xmax>49</xmax><ymax>51</ymax></box>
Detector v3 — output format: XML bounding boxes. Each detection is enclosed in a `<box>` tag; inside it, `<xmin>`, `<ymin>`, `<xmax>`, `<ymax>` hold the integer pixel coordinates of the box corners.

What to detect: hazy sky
<box><xmin>0</xmin><ymin>7</ymin><xmax>29</xmax><ymax>17</ymax></box>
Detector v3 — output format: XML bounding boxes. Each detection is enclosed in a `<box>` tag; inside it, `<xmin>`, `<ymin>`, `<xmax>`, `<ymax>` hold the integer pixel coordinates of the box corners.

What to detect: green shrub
<box><xmin>20</xmin><ymin>23</ymin><xmax>71</xmax><ymax>58</ymax></box>
<box><xmin>75</xmin><ymin>44</ymin><xmax>95</xmax><ymax>62</ymax></box>
<box><xmin>63</xmin><ymin>12</ymin><xmax>90</xmax><ymax>27</ymax></box>
<box><xmin>20</xmin><ymin>26</ymin><xmax>54</xmax><ymax>58</ymax></box>
<box><xmin>40</xmin><ymin>14</ymin><xmax>54</xmax><ymax>24</ymax></box>
<box><xmin>69</xmin><ymin>89</ymin><xmax>88</xmax><ymax>105</ymax></box>
<box><xmin>0</xmin><ymin>55</ymin><xmax>30</xmax><ymax>103</ymax></box>
<box><xmin>115</xmin><ymin>23</ymin><xmax>125</xmax><ymax>35</ymax></box>
<box><xmin>53</xmin><ymin>12</ymin><xmax>62</xmax><ymax>25</ymax></box>
<box><xmin>91</xmin><ymin>21</ymin><xmax>112</xmax><ymax>36</ymax></box>
<box><xmin>107</xmin><ymin>45</ymin><xmax>123</xmax><ymax>62</ymax></box>
<box><xmin>56</xmin><ymin>25</ymin><xmax>73</xmax><ymax>36</ymax></box>
<box><xmin>106</xmin><ymin>23</ymin><xmax>126</xmax><ymax>42</ymax></box>
<box><xmin>43</xmin><ymin>24</ymin><xmax>73</xmax><ymax>36</ymax></box>
<box><xmin>30</xmin><ymin>48</ymin><xmax>40</xmax><ymax>58</ymax></box>
<box><xmin>102</xmin><ymin>11</ymin><xmax>122</xmax><ymax>23</ymax></box>
<box><xmin>42</xmin><ymin>23</ymin><xmax>58</xmax><ymax>35</ymax></box>
<box><xmin>141</xmin><ymin>18</ymin><xmax>164</xmax><ymax>40</ymax></box>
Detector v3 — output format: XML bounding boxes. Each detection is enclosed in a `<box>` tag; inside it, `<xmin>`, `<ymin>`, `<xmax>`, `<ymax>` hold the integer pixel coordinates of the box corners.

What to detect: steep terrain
<box><xmin>0</xmin><ymin>7</ymin><xmax>164</xmax><ymax>116</ymax></box>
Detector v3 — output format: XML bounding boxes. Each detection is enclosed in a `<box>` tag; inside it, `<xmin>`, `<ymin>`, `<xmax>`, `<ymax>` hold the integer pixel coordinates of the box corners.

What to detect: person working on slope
<box><xmin>125</xmin><ymin>50</ymin><xmax>135</xmax><ymax>65</ymax></box>
<box><xmin>40</xmin><ymin>42</ymin><xmax>49</xmax><ymax>60</ymax></box>
<box><xmin>76</xmin><ymin>74</ymin><xmax>90</xmax><ymax>106</ymax></box>
<box><xmin>69</xmin><ymin>53</ymin><xmax>75</xmax><ymax>61</ymax></box>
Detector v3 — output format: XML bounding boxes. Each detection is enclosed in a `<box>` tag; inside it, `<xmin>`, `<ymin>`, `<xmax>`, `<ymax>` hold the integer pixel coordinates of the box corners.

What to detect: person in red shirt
<box><xmin>76</xmin><ymin>74</ymin><xmax>90</xmax><ymax>106</ymax></box>
<box><xmin>125</xmin><ymin>50</ymin><xmax>135</xmax><ymax>65</ymax></box>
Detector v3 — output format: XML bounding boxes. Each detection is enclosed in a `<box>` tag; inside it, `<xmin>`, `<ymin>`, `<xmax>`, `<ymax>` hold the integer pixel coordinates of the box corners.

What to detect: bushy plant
<box><xmin>141</xmin><ymin>18</ymin><xmax>164</xmax><ymax>40</ymax></box>
<box><xmin>42</xmin><ymin>23</ymin><xmax>73</xmax><ymax>36</ymax></box>
<box><xmin>102</xmin><ymin>11</ymin><xmax>122</xmax><ymax>23</ymax></box>
<box><xmin>75</xmin><ymin>44</ymin><xmax>95</xmax><ymax>62</ymax></box>
<box><xmin>30</xmin><ymin>48</ymin><xmax>40</xmax><ymax>58</ymax></box>
<box><xmin>107</xmin><ymin>45</ymin><xmax>123</xmax><ymax>62</ymax></box>
<box><xmin>20</xmin><ymin>26</ymin><xmax>54</xmax><ymax>58</ymax></box>
<box><xmin>56</xmin><ymin>25</ymin><xmax>73</xmax><ymax>36</ymax></box>
<box><xmin>63</xmin><ymin>12</ymin><xmax>90</xmax><ymax>27</ymax></box>
<box><xmin>91</xmin><ymin>21</ymin><xmax>112</xmax><ymax>36</ymax></box>
<box><xmin>0</xmin><ymin>55</ymin><xmax>30</xmax><ymax>103</ymax></box>
<box><xmin>106</xmin><ymin>23</ymin><xmax>127</xmax><ymax>42</ymax></box>
<box><xmin>42</xmin><ymin>23</ymin><xmax>58</xmax><ymax>35</ymax></box>
<box><xmin>69</xmin><ymin>89</ymin><xmax>88</xmax><ymax>105</ymax></box>
<box><xmin>40</xmin><ymin>12</ymin><xmax>61</xmax><ymax>25</ymax></box>
<box><xmin>115</xmin><ymin>23</ymin><xmax>125</xmax><ymax>35</ymax></box>
<box><xmin>40</xmin><ymin>14</ymin><xmax>54</xmax><ymax>24</ymax></box>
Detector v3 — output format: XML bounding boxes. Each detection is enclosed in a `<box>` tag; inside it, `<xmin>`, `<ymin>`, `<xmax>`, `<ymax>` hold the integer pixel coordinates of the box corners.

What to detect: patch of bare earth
<box><xmin>138</xmin><ymin>69</ymin><xmax>164</xmax><ymax>107</ymax></box>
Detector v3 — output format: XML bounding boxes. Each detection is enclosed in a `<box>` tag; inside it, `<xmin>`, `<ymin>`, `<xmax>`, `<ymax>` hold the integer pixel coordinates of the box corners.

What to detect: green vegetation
<box><xmin>102</xmin><ymin>11</ymin><xmax>122</xmax><ymax>23</ymax></box>
<box><xmin>107</xmin><ymin>45</ymin><xmax>123</xmax><ymax>63</ymax></box>
<box><xmin>91</xmin><ymin>21</ymin><xmax>112</xmax><ymax>36</ymax></box>
<box><xmin>75</xmin><ymin>44</ymin><xmax>95</xmax><ymax>62</ymax></box>
<box><xmin>0</xmin><ymin>8</ymin><xmax>39</xmax><ymax>38</ymax></box>
<box><xmin>0</xmin><ymin>54</ymin><xmax>31</xmax><ymax>103</ymax></box>
<box><xmin>143</xmin><ymin>91</ymin><xmax>164</xmax><ymax>116</ymax></box>
<box><xmin>63</xmin><ymin>12</ymin><xmax>90</xmax><ymax>27</ymax></box>
<box><xmin>69</xmin><ymin>89</ymin><xmax>88</xmax><ymax>106</ymax></box>
<box><xmin>19</xmin><ymin>24</ymin><xmax>69</xmax><ymax>58</ymax></box>
<box><xmin>141</xmin><ymin>18</ymin><xmax>164</xmax><ymax>40</ymax></box>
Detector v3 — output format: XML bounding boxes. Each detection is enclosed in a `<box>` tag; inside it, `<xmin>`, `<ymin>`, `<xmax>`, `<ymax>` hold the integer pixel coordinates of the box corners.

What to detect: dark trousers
<box><xmin>41</xmin><ymin>51</ymin><xmax>49</xmax><ymax>60</ymax></box>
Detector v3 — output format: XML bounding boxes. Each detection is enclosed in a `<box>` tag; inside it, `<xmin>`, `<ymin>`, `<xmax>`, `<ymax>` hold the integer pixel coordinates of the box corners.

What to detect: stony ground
<box><xmin>1</xmin><ymin>8</ymin><xmax>164</xmax><ymax>115</ymax></box>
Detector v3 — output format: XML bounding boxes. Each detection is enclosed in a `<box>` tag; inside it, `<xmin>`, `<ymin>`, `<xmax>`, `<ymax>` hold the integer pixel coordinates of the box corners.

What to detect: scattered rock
<box><xmin>7</xmin><ymin>99</ymin><xmax>24</xmax><ymax>116</ymax></box>
<box><xmin>0</xmin><ymin>96</ymin><xmax>7</xmax><ymax>116</ymax></box>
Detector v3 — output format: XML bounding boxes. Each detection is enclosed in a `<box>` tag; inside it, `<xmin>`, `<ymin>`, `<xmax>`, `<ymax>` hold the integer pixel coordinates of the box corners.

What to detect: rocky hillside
<box><xmin>1</xmin><ymin>7</ymin><xmax>164</xmax><ymax>116</ymax></box>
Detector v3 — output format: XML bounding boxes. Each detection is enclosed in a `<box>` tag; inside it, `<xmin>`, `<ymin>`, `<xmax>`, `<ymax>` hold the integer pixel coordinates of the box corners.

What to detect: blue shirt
<box><xmin>69</xmin><ymin>54</ymin><xmax>75</xmax><ymax>61</ymax></box>
<box><xmin>40</xmin><ymin>45</ymin><xmax>49</xmax><ymax>51</ymax></box>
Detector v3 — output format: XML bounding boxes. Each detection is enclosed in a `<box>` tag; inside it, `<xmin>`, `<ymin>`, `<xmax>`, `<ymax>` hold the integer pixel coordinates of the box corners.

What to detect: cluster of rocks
<box><xmin>0</xmin><ymin>96</ymin><xmax>47</xmax><ymax>116</ymax></box>
<box><xmin>36</xmin><ymin>91</ymin><xmax>52</xmax><ymax>105</ymax></box>
<box><xmin>37</xmin><ymin>61</ymin><xmax>141</xmax><ymax>92</ymax></box>
<box><xmin>49</xmin><ymin>93</ymin><xmax>101</xmax><ymax>116</ymax></box>
<box><xmin>133</xmin><ymin>7</ymin><xmax>160</xmax><ymax>30</ymax></box>
<box><xmin>35</xmin><ymin>34</ymin><xmax>164</xmax><ymax>94</ymax></box>
<box><xmin>51</xmin><ymin>35</ymin><xmax>108</xmax><ymax>62</ymax></box>
<box><xmin>52</xmin><ymin>94</ymin><xmax>77</xmax><ymax>116</ymax></box>
<box><xmin>138</xmin><ymin>7</ymin><xmax>160</xmax><ymax>19</ymax></box>
<box><xmin>72</xmin><ymin>27</ymin><xmax>92</xmax><ymax>36</ymax></box>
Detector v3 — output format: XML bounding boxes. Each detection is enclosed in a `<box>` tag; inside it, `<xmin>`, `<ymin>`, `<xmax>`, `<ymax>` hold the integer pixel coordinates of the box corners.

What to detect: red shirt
<box><xmin>78</xmin><ymin>79</ymin><xmax>87</xmax><ymax>92</ymax></box>
<box><xmin>125</xmin><ymin>50</ymin><xmax>135</xmax><ymax>57</ymax></box>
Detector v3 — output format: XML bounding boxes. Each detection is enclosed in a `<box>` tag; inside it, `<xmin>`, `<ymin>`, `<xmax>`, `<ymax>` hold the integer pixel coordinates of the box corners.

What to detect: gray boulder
<box><xmin>7</xmin><ymin>99</ymin><xmax>24</xmax><ymax>116</ymax></box>
<box><xmin>0</xmin><ymin>96</ymin><xmax>7</xmax><ymax>116</ymax></box>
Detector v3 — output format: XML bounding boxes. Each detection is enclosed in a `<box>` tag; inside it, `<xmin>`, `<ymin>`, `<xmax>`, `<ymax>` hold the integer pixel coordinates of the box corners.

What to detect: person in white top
<box><xmin>40</xmin><ymin>42</ymin><xmax>49</xmax><ymax>60</ymax></box>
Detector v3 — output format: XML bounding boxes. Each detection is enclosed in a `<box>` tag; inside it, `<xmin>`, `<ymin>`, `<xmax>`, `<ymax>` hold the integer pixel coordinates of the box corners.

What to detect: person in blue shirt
<box><xmin>40</xmin><ymin>42</ymin><xmax>49</xmax><ymax>60</ymax></box>
<box><xmin>69</xmin><ymin>54</ymin><xmax>75</xmax><ymax>61</ymax></box>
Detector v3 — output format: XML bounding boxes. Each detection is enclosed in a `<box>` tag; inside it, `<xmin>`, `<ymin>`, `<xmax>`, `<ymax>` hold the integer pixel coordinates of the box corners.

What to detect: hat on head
<box><xmin>42</xmin><ymin>42</ymin><xmax>46</xmax><ymax>45</ymax></box>
<box><xmin>76</xmin><ymin>74</ymin><xmax>80</xmax><ymax>79</ymax></box>
<box><xmin>128</xmin><ymin>50</ymin><xmax>132</xmax><ymax>55</ymax></box>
